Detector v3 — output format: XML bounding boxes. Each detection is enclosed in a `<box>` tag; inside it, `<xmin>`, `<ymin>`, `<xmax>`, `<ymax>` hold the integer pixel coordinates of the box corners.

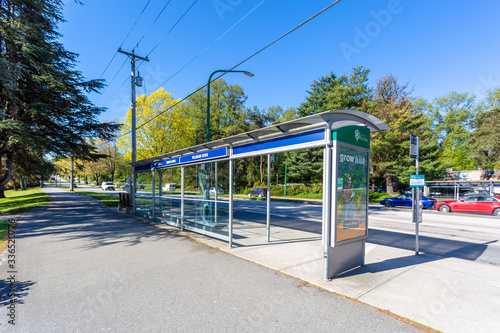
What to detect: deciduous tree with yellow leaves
<box><xmin>117</xmin><ymin>88</ymin><xmax>195</xmax><ymax>161</ymax></box>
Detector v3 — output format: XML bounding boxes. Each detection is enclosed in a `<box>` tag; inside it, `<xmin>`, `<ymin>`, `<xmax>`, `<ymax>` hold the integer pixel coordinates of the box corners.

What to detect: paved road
<box><xmin>235</xmin><ymin>200</ymin><xmax>500</xmax><ymax>265</ymax></box>
<box><xmin>0</xmin><ymin>186</ymin><xmax>420</xmax><ymax>332</ymax></box>
<box><xmin>60</xmin><ymin>180</ymin><xmax>500</xmax><ymax>265</ymax></box>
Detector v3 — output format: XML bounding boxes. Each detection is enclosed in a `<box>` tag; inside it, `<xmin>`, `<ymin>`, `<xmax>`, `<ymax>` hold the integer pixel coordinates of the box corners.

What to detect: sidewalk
<box><xmin>150</xmin><ymin>210</ymin><xmax>500</xmax><ymax>333</ymax></box>
<box><xmin>1</xmin><ymin>186</ymin><xmax>423</xmax><ymax>332</ymax></box>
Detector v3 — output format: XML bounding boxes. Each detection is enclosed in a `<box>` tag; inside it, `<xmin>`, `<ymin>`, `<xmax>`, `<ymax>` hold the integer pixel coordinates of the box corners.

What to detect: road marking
<box><xmin>245</xmin><ymin>210</ymin><xmax>287</xmax><ymax>218</ymax></box>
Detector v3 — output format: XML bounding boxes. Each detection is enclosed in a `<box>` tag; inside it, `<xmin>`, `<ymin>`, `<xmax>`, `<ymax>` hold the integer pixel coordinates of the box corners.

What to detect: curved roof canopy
<box><xmin>133</xmin><ymin>109</ymin><xmax>389</xmax><ymax>167</ymax></box>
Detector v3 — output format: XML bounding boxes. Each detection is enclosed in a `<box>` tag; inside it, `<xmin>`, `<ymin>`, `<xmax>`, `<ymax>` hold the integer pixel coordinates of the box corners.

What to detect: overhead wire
<box><xmin>143</xmin><ymin>0</ymin><xmax>199</xmax><ymax>60</ymax></box>
<box><xmin>153</xmin><ymin>0</ymin><xmax>266</xmax><ymax>89</ymax></box>
<box><xmin>98</xmin><ymin>0</ymin><xmax>152</xmax><ymax>80</ymax></box>
<box><xmin>105</xmin><ymin>0</ymin><xmax>199</xmax><ymax>108</ymax></box>
<box><xmin>118</xmin><ymin>0</ymin><xmax>344</xmax><ymax>138</ymax></box>
<box><xmin>132</xmin><ymin>0</ymin><xmax>173</xmax><ymax>52</ymax></box>
<box><xmin>118</xmin><ymin>0</ymin><xmax>263</xmax><ymax>122</ymax></box>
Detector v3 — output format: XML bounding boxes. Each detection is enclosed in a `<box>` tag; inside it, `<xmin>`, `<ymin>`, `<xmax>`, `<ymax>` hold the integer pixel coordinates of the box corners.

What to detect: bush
<box><xmin>369</xmin><ymin>191</ymin><xmax>393</xmax><ymax>202</ymax></box>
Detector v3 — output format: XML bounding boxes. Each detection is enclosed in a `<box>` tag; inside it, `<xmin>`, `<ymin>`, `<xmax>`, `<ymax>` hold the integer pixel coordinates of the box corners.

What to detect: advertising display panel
<box><xmin>335</xmin><ymin>145</ymin><xmax>369</xmax><ymax>243</ymax></box>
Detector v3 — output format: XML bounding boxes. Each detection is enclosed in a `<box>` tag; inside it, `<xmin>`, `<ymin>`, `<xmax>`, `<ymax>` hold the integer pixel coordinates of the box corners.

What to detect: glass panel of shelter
<box><xmin>135</xmin><ymin>170</ymin><xmax>153</xmax><ymax>219</ymax></box>
<box><xmin>156</xmin><ymin>168</ymin><xmax>182</xmax><ymax>226</ymax></box>
<box><xmin>146</xmin><ymin>161</ymin><xmax>229</xmax><ymax>238</ymax></box>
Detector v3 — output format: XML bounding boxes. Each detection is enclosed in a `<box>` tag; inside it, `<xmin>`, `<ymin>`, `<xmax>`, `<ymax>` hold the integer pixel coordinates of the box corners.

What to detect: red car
<box><xmin>436</xmin><ymin>195</ymin><xmax>500</xmax><ymax>216</ymax></box>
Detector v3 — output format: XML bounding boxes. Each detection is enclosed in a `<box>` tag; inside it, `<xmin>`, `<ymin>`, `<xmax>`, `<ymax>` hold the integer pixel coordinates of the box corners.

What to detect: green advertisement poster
<box><xmin>336</xmin><ymin>145</ymin><xmax>368</xmax><ymax>242</ymax></box>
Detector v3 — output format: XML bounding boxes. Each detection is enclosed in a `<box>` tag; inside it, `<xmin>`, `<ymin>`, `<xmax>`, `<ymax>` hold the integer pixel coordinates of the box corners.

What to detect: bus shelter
<box><xmin>131</xmin><ymin>110</ymin><xmax>389</xmax><ymax>279</ymax></box>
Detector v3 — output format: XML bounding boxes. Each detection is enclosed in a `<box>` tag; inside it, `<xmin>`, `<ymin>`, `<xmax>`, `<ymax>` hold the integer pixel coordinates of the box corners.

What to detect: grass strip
<box><xmin>0</xmin><ymin>187</ymin><xmax>50</xmax><ymax>214</ymax></box>
<box><xmin>74</xmin><ymin>190</ymin><xmax>120</xmax><ymax>207</ymax></box>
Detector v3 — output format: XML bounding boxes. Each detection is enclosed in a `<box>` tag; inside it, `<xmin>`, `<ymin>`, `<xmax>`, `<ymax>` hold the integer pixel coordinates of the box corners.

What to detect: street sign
<box><xmin>410</xmin><ymin>175</ymin><xmax>425</xmax><ymax>187</ymax></box>
<box><xmin>410</xmin><ymin>135</ymin><xmax>418</xmax><ymax>159</ymax></box>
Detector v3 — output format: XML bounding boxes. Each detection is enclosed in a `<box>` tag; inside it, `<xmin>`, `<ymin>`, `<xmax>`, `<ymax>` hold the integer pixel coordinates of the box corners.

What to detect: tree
<box><xmin>469</xmin><ymin>88</ymin><xmax>500</xmax><ymax>169</ymax></box>
<box><xmin>0</xmin><ymin>0</ymin><xmax>118</xmax><ymax>197</ymax></box>
<box><xmin>117</xmin><ymin>88</ymin><xmax>194</xmax><ymax>161</ymax></box>
<box><xmin>428</xmin><ymin>92</ymin><xmax>481</xmax><ymax>170</ymax></box>
<box><xmin>369</xmin><ymin>74</ymin><xmax>444</xmax><ymax>194</ymax></box>
<box><xmin>288</xmin><ymin>67</ymin><xmax>372</xmax><ymax>183</ymax></box>
<box><xmin>186</xmin><ymin>78</ymin><xmax>248</xmax><ymax>144</ymax></box>
<box><xmin>297</xmin><ymin>66</ymin><xmax>371</xmax><ymax>117</ymax></box>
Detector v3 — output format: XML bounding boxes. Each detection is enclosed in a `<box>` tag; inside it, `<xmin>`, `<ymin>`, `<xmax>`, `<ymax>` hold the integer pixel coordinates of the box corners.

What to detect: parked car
<box><xmin>248</xmin><ymin>187</ymin><xmax>267</xmax><ymax>198</ymax></box>
<box><xmin>460</xmin><ymin>190</ymin><xmax>490</xmax><ymax>198</ymax></box>
<box><xmin>162</xmin><ymin>183</ymin><xmax>176</xmax><ymax>191</ymax></box>
<box><xmin>380</xmin><ymin>193</ymin><xmax>437</xmax><ymax>208</ymax></box>
<box><xmin>101</xmin><ymin>182</ymin><xmax>115</xmax><ymax>191</ymax></box>
<box><xmin>436</xmin><ymin>195</ymin><xmax>500</xmax><ymax>216</ymax></box>
<box><xmin>209</xmin><ymin>187</ymin><xmax>224</xmax><ymax>195</ymax></box>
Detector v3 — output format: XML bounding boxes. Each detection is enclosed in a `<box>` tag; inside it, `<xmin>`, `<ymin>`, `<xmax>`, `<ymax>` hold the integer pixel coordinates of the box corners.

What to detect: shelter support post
<box><xmin>229</xmin><ymin>158</ymin><xmax>234</xmax><ymax>248</ymax></box>
<box><xmin>215</xmin><ymin>162</ymin><xmax>218</xmax><ymax>223</ymax></box>
<box><xmin>181</xmin><ymin>167</ymin><xmax>185</xmax><ymax>231</ymax></box>
<box><xmin>152</xmin><ymin>169</ymin><xmax>155</xmax><ymax>221</ymax></box>
<box><xmin>323</xmin><ymin>124</ymin><xmax>333</xmax><ymax>281</ymax></box>
<box><xmin>267</xmin><ymin>154</ymin><xmax>271</xmax><ymax>242</ymax></box>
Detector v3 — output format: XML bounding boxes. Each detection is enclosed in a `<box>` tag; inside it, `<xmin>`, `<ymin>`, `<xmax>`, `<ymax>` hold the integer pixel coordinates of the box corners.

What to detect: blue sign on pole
<box><xmin>410</xmin><ymin>175</ymin><xmax>425</xmax><ymax>187</ymax></box>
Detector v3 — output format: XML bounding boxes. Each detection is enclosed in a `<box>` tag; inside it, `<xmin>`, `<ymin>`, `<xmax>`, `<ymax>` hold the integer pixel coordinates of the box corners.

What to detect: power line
<box><xmin>114</xmin><ymin>0</ymin><xmax>261</xmax><ymax>117</ymax></box>
<box><xmin>153</xmin><ymin>0</ymin><xmax>266</xmax><ymax>89</ymax></box>
<box><xmin>133</xmin><ymin>0</ymin><xmax>173</xmax><ymax>52</ymax></box>
<box><xmin>98</xmin><ymin>58</ymin><xmax>128</xmax><ymax>100</ymax></box>
<box><xmin>118</xmin><ymin>0</ymin><xmax>343</xmax><ymax>138</ymax></box>
<box><xmin>144</xmin><ymin>0</ymin><xmax>199</xmax><ymax>59</ymax></box>
<box><xmin>98</xmin><ymin>0</ymin><xmax>153</xmax><ymax>79</ymax></box>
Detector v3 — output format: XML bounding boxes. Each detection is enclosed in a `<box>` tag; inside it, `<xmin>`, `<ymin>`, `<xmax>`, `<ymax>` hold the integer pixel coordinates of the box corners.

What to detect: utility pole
<box><xmin>118</xmin><ymin>48</ymin><xmax>149</xmax><ymax>213</ymax></box>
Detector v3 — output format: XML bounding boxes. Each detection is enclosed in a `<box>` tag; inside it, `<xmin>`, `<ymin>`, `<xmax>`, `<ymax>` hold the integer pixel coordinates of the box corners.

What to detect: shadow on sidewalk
<box><xmin>335</xmin><ymin>253</ymin><xmax>443</xmax><ymax>279</ymax></box>
<box><xmin>240</xmin><ymin>213</ymin><xmax>491</xmax><ymax>263</ymax></box>
<box><xmin>15</xmin><ymin>190</ymin><xmax>185</xmax><ymax>250</ymax></box>
<box><xmin>0</xmin><ymin>279</ymin><xmax>36</xmax><ymax>306</ymax></box>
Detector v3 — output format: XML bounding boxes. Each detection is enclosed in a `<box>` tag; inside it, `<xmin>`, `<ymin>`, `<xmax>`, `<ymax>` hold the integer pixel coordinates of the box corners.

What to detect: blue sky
<box><xmin>59</xmin><ymin>0</ymin><xmax>500</xmax><ymax>123</ymax></box>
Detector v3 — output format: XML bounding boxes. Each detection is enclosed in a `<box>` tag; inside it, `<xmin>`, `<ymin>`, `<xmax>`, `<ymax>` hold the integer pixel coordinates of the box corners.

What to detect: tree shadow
<box><xmin>239</xmin><ymin>211</ymin><xmax>493</xmax><ymax>263</ymax></box>
<box><xmin>0</xmin><ymin>279</ymin><xmax>36</xmax><ymax>306</ymax></box>
<box><xmin>15</xmin><ymin>191</ymin><xmax>182</xmax><ymax>250</ymax></box>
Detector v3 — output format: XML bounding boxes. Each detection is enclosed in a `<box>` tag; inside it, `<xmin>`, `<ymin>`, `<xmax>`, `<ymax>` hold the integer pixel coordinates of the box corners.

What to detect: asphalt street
<box><xmin>0</xmin><ymin>186</ymin><xmax>421</xmax><ymax>332</ymax></box>
<box><xmin>63</xmin><ymin>180</ymin><xmax>500</xmax><ymax>265</ymax></box>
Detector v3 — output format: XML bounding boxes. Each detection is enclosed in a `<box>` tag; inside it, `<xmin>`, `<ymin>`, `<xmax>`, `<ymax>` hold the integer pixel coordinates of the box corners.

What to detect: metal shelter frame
<box><xmin>132</xmin><ymin>110</ymin><xmax>389</xmax><ymax>278</ymax></box>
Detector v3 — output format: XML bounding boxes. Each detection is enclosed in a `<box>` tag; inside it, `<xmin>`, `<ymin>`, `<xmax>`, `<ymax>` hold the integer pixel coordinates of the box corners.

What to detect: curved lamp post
<box><xmin>206</xmin><ymin>70</ymin><xmax>254</xmax><ymax>142</ymax></box>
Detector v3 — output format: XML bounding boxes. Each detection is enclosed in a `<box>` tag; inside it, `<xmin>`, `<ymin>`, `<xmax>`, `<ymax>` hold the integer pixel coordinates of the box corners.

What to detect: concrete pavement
<box><xmin>155</xmin><ymin>203</ymin><xmax>500</xmax><ymax>332</ymax></box>
<box><xmin>0</xmin><ymin>186</ymin><xmax>422</xmax><ymax>332</ymax></box>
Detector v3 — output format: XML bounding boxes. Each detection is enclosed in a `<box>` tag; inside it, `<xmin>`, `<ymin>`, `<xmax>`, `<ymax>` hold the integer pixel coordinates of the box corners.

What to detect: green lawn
<box><xmin>0</xmin><ymin>220</ymin><xmax>12</xmax><ymax>245</ymax></box>
<box><xmin>0</xmin><ymin>187</ymin><xmax>50</xmax><ymax>214</ymax></box>
<box><xmin>75</xmin><ymin>190</ymin><xmax>120</xmax><ymax>207</ymax></box>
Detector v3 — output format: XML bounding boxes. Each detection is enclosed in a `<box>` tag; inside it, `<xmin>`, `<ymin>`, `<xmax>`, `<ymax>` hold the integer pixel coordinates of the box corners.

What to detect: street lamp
<box><xmin>206</xmin><ymin>69</ymin><xmax>254</xmax><ymax>142</ymax></box>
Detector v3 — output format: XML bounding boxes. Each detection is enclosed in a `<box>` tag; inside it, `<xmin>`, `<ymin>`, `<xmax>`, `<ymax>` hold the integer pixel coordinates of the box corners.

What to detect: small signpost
<box><xmin>410</xmin><ymin>135</ymin><xmax>421</xmax><ymax>255</ymax></box>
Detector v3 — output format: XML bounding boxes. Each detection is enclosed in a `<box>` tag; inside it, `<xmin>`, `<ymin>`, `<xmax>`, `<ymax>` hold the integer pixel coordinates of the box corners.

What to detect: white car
<box><xmin>162</xmin><ymin>184</ymin><xmax>176</xmax><ymax>191</ymax></box>
<box><xmin>209</xmin><ymin>187</ymin><xmax>224</xmax><ymax>195</ymax></box>
<box><xmin>101</xmin><ymin>182</ymin><xmax>115</xmax><ymax>191</ymax></box>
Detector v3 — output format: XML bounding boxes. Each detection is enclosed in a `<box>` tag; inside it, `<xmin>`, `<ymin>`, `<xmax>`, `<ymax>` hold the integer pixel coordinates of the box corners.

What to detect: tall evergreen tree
<box><xmin>370</xmin><ymin>75</ymin><xmax>444</xmax><ymax>194</ymax></box>
<box><xmin>0</xmin><ymin>0</ymin><xmax>118</xmax><ymax>197</ymax></box>
<box><xmin>428</xmin><ymin>92</ymin><xmax>480</xmax><ymax>170</ymax></box>
<box><xmin>469</xmin><ymin>88</ymin><xmax>500</xmax><ymax>169</ymax></box>
<box><xmin>289</xmin><ymin>66</ymin><xmax>372</xmax><ymax>183</ymax></box>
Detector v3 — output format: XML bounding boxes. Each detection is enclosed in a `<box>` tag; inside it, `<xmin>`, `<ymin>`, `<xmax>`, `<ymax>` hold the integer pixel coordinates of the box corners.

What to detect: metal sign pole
<box><xmin>415</xmin><ymin>137</ymin><xmax>420</xmax><ymax>255</ymax></box>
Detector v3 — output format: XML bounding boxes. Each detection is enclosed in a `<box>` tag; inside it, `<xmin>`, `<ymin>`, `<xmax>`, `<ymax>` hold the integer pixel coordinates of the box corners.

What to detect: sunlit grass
<box><xmin>75</xmin><ymin>190</ymin><xmax>120</xmax><ymax>207</ymax></box>
<box><xmin>0</xmin><ymin>187</ymin><xmax>50</xmax><ymax>214</ymax></box>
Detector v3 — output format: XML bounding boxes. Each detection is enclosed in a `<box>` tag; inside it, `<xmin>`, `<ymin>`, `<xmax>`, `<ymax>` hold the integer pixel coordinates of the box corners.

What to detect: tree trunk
<box><xmin>384</xmin><ymin>172</ymin><xmax>394</xmax><ymax>194</ymax></box>
<box><xmin>0</xmin><ymin>151</ymin><xmax>13</xmax><ymax>198</ymax></box>
<box><xmin>70</xmin><ymin>155</ymin><xmax>74</xmax><ymax>191</ymax></box>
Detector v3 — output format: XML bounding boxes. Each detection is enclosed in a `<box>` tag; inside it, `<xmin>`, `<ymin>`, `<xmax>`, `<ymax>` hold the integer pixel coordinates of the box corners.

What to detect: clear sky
<box><xmin>59</xmin><ymin>0</ymin><xmax>500</xmax><ymax>123</ymax></box>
